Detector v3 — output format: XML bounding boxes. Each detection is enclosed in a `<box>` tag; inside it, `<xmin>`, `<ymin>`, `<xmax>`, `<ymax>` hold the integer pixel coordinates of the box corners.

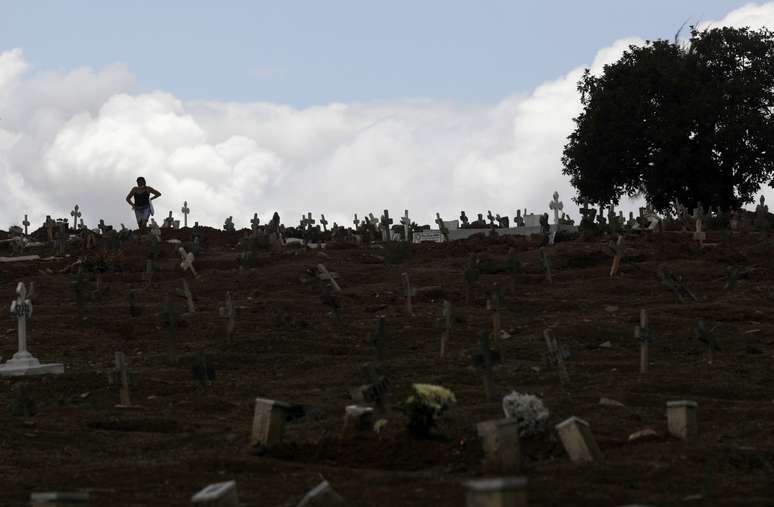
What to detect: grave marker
<box><xmin>218</xmin><ymin>292</ymin><xmax>236</xmax><ymax>343</ymax></box>
<box><xmin>181</xmin><ymin>201</ymin><xmax>190</xmax><ymax>228</ymax></box>
<box><xmin>191</xmin><ymin>480</ymin><xmax>239</xmax><ymax>507</ymax></box>
<box><xmin>108</xmin><ymin>351</ymin><xmax>132</xmax><ymax>406</ymax></box>
<box><xmin>368</xmin><ymin>316</ymin><xmax>386</xmax><ymax>363</ymax></box>
<box><xmin>320</xmin><ymin>214</ymin><xmax>328</xmax><ymax>232</ymax></box>
<box><xmin>251</xmin><ymin>397</ymin><xmax>292</xmax><ymax>449</ymax></box>
<box><xmin>693</xmin><ymin>204</ymin><xmax>706</xmax><ymax>247</ymax></box>
<box><xmin>440</xmin><ymin>299</ymin><xmax>452</xmax><ymax>358</ymax></box>
<box><xmin>694</xmin><ymin>319</ymin><xmax>719</xmax><ymax>364</ymax></box>
<box><xmin>70</xmin><ymin>205</ymin><xmax>81</xmax><ymax>232</ymax></box>
<box><xmin>297</xmin><ymin>480</ymin><xmax>345</xmax><ymax>507</ymax></box>
<box><xmin>473</xmin><ymin>330</ymin><xmax>497</xmax><ymax>401</ymax></box>
<box><xmin>0</xmin><ymin>282</ymin><xmax>64</xmax><ymax>376</ymax></box>
<box><xmin>250</xmin><ymin>213</ymin><xmax>260</xmax><ymax>233</ymax></box>
<box><xmin>179</xmin><ymin>247</ymin><xmax>198</xmax><ymax>277</ymax></box>
<box><xmin>380</xmin><ymin>209</ymin><xmax>393</xmax><ymax>241</ymax></box>
<box><xmin>463</xmin><ymin>478</ymin><xmax>527</xmax><ymax>507</ymax></box>
<box><xmin>487</xmin><ymin>284</ymin><xmax>504</xmax><ymax>341</ymax></box>
<box><xmin>317</xmin><ymin>264</ymin><xmax>341</xmax><ymax>292</ymax></box>
<box><xmin>555</xmin><ymin>416</ymin><xmax>603</xmax><ymax>463</ymax></box>
<box><xmin>476</xmin><ymin>418</ymin><xmax>522</xmax><ymax>473</ymax></box>
<box><xmin>435</xmin><ymin>213</ymin><xmax>449</xmax><ymax>242</ymax></box>
<box><xmin>634</xmin><ymin>309</ymin><xmax>656</xmax><ymax>374</ymax></box>
<box><xmin>543</xmin><ymin>329</ymin><xmax>569</xmax><ymax>385</ymax></box>
<box><xmin>22</xmin><ymin>214</ymin><xmax>30</xmax><ymax>236</ymax></box>
<box><xmin>177</xmin><ymin>279</ymin><xmax>196</xmax><ymax>315</ymax></box>
<box><xmin>539</xmin><ymin>247</ymin><xmax>552</xmax><ymax>284</ymax></box>
<box><xmin>353</xmin><ymin>214</ymin><xmax>360</xmax><ymax>229</ymax></box>
<box><xmin>666</xmin><ymin>400</ymin><xmax>698</xmax><ymax>440</ymax></box>
<box><xmin>401</xmin><ymin>210</ymin><xmax>411</xmax><ymax>242</ymax></box>
<box><xmin>609</xmin><ymin>235</ymin><xmax>623</xmax><ymax>277</ymax></box>
<box><xmin>342</xmin><ymin>405</ymin><xmax>374</xmax><ymax>436</ymax></box>
<box><xmin>401</xmin><ymin>272</ymin><xmax>415</xmax><ymax>316</ymax></box>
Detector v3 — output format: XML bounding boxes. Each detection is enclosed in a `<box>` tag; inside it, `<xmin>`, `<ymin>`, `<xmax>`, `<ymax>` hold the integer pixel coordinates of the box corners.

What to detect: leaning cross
<box><xmin>70</xmin><ymin>205</ymin><xmax>81</xmax><ymax>231</ymax></box>
<box><xmin>543</xmin><ymin>329</ymin><xmax>569</xmax><ymax>385</ymax></box>
<box><xmin>176</xmin><ymin>279</ymin><xmax>195</xmax><ymax>314</ymax></box>
<box><xmin>218</xmin><ymin>291</ymin><xmax>236</xmax><ymax>343</ymax></box>
<box><xmin>486</xmin><ymin>210</ymin><xmax>495</xmax><ymax>225</ymax></box>
<box><xmin>22</xmin><ymin>215</ymin><xmax>30</xmax><ymax>236</ymax></box>
<box><xmin>435</xmin><ymin>213</ymin><xmax>449</xmax><ymax>241</ymax></box>
<box><xmin>178</xmin><ymin>247</ymin><xmax>198</xmax><ymax>277</ymax></box>
<box><xmin>634</xmin><ymin>309</ymin><xmax>656</xmax><ymax>374</ymax></box>
<box><xmin>317</xmin><ymin>264</ymin><xmax>341</xmax><ymax>292</ymax></box>
<box><xmin>181</xmin><ymin>201</ymin><xmax>190</xmax><ymax>228</ymax></box>
<box><xmin>320</xmin><ymin>214</ymin><xmax>328</xmax><ymax>232</ymax></box>
<box><xmin>10</xmin><ymin>282</ymin><xmax>34</xmax><ymax>363</ymax></box>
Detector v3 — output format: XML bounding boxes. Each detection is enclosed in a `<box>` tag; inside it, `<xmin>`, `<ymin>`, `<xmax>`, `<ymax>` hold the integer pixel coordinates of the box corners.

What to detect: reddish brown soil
<box><xmin>1</xmin><ymin>228</ymin><xmax>773</xmax><ymax>506</ymax></box>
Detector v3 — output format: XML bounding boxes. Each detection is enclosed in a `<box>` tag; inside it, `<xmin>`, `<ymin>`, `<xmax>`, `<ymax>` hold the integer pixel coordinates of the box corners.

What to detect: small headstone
<box><xmin>476</xmin><ymin>418</ymin><xmax>522</xmax><ymax>473</ymax></box>
<box><xmin>191</xmin><ymin>480</ymin><xmax>239</xmax><ymax>507</ymax></box>
<box><xmin>317</xmin><ymin>264</ymin><xmax>341</xmax><ymax>292</ymax></box>
<box><xmin>223</xmin><ymin>216</ymin><xmax>235</xmax><ymax>232</ymax></box>
<box><xmin>296</xmin><ymin>480</ymin><xmax>345</xmax><ymax>507</ymax></box>
<box><xmin>341</xmin><ymin>405</ymin><xmax>374</xmax><ymax>436</ymax></box>
<box><xmin>251</xmin><ymin>397</ymin><xmax>292</xmax><ymax>450</ymax></box>
<box><xmin>555</xmin><ymin>416</ymin><xmax>603</xmax><ymax>463</ymax></box>
<box><xmin>463</xmin><ymin>477</ymin><xmax>528</xmax><ymax>507</ymax></box>
<box><xmin>666</xmin><ymin>400</ymin><xmax>698</xmax><ymax>440</ymax></box>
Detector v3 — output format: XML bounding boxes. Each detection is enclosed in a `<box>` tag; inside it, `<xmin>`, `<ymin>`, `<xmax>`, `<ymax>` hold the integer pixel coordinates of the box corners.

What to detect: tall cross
<box><xmin>250</xmin><ymin>213</ymin><xmax>260</xmax><ymax>232</ymax></box>
<box><xmin>70</xmin><ymin>205</ymin><xmax>81</xmax><ymax>231</ymax></box>
<box><xmin>178</xmin><ymin>247</ymin><xmax>198</xmax><ymax>277</ymax></box>
<box><xmin>22</xmin><ymin>215</ymin><xmax>30</xmax><ymax>236</ymax></box>
<box><xmin>353</xmin><ymin>214</ymin><xmax>360</xmax><ymax>229</ymax></box>
<box><xmin>10</xmin><ymin>282</ymin><xmax>33</xmax><ymax>361</ymax></box>
<box><xmin>219</xmin><ymin>292</ymin><xmax>236</xmax><ymax>342</ymax></box>
<box><xmin>549</xmin><ymin>191</ymin><xmax>563</xmax><ymax>225</ymax></box>
<box><xmin>634</xmin><ymin>309</ymin><xmax>656</xmax><ymax>374</ymax></box>
<box><xmin>181</xmin><ymin>201</ymin><xmax>190</xmax><ymax>227</ymax></box>
<box><xmin>320</xmin><ymin>214</ymin><xmax>328</xmax><ymax>232</ymax></box>
<box><xmin>380</xmin><ymin>210</ymin><xmax>393</xmax><ymax>241</ymax></box>
<box><xmin>98</xmin><ymin>219</ymin><xmax>108</xmax><ymax>234</ymax></box>
<box><xmin>401</xmin><ymin>210</ymin><xmax>411</xmax><ymax>242</ymax></box>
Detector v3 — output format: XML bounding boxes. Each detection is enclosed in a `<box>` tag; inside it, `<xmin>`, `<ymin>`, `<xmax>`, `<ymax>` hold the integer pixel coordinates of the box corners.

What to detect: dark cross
<box><xmin>192</xmin><ymin>351</ymin><xmax>216</xmax><ymax>388</ymax></box>
<box><xmin>22</xmin><ymin>214</ymin><xmax>30</xmax><ymax>236</ymax></box>
<box><xmin>161</xmin><ymin>294</ymin><xmax>182</xmax><ymax>361</ymax></box>
<box><xmin>380</xmin><ymin>210</ymin><xmax>393</xmax><ymax>241</ymax></box>
<box><xmin>181</xmin><ymin>201</ymin><xmax>190</xmax><ymax>227</ymax></box>
<box><xmin>45</xmin><ymin>216</ymin><xmax>55</xmax><ymax>241</ymax></box>
<box><xmin>108</xmin><ymin>351</ymin><xmax>132</xmax><ymax>406</ymax></box>
<box><xmin>658</xmin><ymin>264</ymin><xmax>698</xmax><ymax>303</ymax></box>
<box><xmin>368</xmin><ymin>316</ymin><xmax>386</xmax><ymax>363</ymax></box>
<box><xmin>486</xmin><ymin>284</ymin><xmax>504</xmax><ymax>340</ymax></box>
<box><xmin>609</xmin><ymin>235</ymin><xmax>623</xmax><ymax>277</ymax></box>
<box><xmin>353</xmin><ymin>214</ymin><xmax>361</xmax><ymax>229</ymax></box>
<box><xmin>56</xmin><ymin>221</ymin><xmax>67</xmax><ymax>256</ymax></box>
<box><xmin>402</xmin><ymin>272</ymin><xmax>415</xmax><ymax>316</ymax></box>
<box><xmin>250</xmin><ymin>213</ymin><xmax>260</xmax><ymax>233</ymax></box>
<box><xmin>301</xmin><ymin>212</ymin><xmax>315</xmax><ymax>230</ymax></box>
<box><xmin>70</xmin><ymin>204</ymin><xmax>81</xmax><ymax>232</ymax></box>
<box><xmin>459</xmin><ymin>211</ymin><xmax>469</xmax><ymax>227</ymax></box>
<box><xmin>472</xmin><ymin>330</ymin><xmax>498</xmax><ymax>400</ymax></box>
<box><xmin>440</xmin><ymin>299</ymin><xmax>452</xmax><ymax>359</ymax></box>
<box><xmin>543</xmin><ymin>329</ymin><xmax>569</xmax><ymax>385</ymax></box>
<box><xmin>634</xmin><ymin>309</ymin><xmax>656</xmax><ymax>374</ymax></box>
<box><xmin>694</xmin><ymin>319</ymin><xmax>720</xmax><ymax>365</ymax></box>
<box><xmin>218</xmin><ymin>292</ymin><xmax>236</xmax><ymax>343</ymax></box>
<box><xmin>320</xmin><ymin>214</ymin><xmax>328</xmax><ymax>232</ymax></box>
<box><xmin>464</xmin><ymin>254</ymin><xmax>480</xmax><ymax>305</ymax></box>
<box><xmin>539</xmin><ymin>247</ymin><xmax>552</xmax><ymax>284</ymax></box>
<box><xmin>486</xmin><ymin>210</ymin><xmax>495</xmax><ymax>225</ymax></box>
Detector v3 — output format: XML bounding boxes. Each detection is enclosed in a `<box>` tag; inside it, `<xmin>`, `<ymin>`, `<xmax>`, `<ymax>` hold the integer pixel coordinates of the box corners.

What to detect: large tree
<box><xmin>562</xmin><ymin>27</ymin><xmax>774</xmax><ymax>212</ymax></box>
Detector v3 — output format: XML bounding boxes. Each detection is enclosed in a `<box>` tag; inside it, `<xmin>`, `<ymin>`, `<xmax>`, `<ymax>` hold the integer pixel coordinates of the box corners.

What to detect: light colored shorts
<box><xmin>135</xmin><ymin>206</ymin><xmax>151</xmax><ymax>223</ymax></box>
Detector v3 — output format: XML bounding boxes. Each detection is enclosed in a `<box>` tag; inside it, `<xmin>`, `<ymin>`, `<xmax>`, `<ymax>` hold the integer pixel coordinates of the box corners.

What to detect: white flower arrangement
<box><xmin>501</xmin><ymin>391</ymin><xmax>549</xmax><ymax>437</ymax></box>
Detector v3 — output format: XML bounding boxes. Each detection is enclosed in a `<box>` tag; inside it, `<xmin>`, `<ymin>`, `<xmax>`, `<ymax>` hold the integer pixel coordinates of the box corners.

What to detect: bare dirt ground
<box><xmin>0</xmin><ymin>226</ymin><xmax>773</xmax><ymax>506</ymax></box>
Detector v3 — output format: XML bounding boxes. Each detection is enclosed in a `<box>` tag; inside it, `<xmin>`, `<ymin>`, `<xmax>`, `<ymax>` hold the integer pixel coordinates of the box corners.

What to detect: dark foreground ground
<box><xmin>0</xmin><ymin>227</ymin><xmax>773</xmax><ymax>506</ymax></box>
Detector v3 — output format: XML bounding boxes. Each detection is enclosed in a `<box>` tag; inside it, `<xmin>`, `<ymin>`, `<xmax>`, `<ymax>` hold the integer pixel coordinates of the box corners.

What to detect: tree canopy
<box><xmin>562</xmin><ymin>27</ymin><xmax>774</xmax><ymax>212</ymax></box>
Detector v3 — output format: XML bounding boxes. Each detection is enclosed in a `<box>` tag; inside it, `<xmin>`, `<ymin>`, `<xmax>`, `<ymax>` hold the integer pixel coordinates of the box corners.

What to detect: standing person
<box><xmin>126</xmin><ymin>177</ymin><xmax>161</xmax><ymax>234</ymax></box>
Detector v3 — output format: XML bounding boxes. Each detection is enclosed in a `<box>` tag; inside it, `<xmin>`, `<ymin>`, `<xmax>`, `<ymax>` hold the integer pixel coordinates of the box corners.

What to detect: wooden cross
<box><xmin>250</xmin><ymin>213</ymin><xmax>260</xmax><ymax>232</ymax></box>
<box><xmin>22</xmin><ymin>214</ymin><xmax>30</xmax><ymax>236</ymax></box>
<box><xmin>609</xmin><ymin>235</ymin><xmax>623</xmax><ymax>277</ymax></box>
<box><xmin>658</xmin><ymin>265</ymin><xmax>698</xmax><ymax>303</ymax></box>
<box><xmin>353</xmin><ymin>214</ymin><xmax>360</xmax><ymax>229</ymax></box>
<box><xmin>380</xmin><ymin>210</ymin><xmax>393</xmax><ymax>241</ymax></box>
<box><xmin>401</xmin><ymin>210</ymin><xmax>411</xmax><ymax>242</ymax></box>
<box><xmin>98</xmin><ymin>219</ymin><xmax>108</xmax><ymax>235</ymax></box>
<box><xmin>10</xmin><ymin>282</ymin><xmax>33</xmax><ymax>360</ymax></box>
<box><xmin>549</xmin><ymin>191</ymin><xmax>563</xmax><ymax>225</ymax></box>
<box><xmin>440</xmin><ymin>300</ymin><xmax>452</xmax><ymax>358</ymax></box>
<box><xmin>634</xmin><ymin>309</ymin><xmax>656</xmax><ymax>374</ymax></box>
<box><xmin>181</xmin><ymin>201</ymin><xmax>190</xmax><ymax>227</ymax></box>
<box><xmin>464</xmin><ymin>254</ymin><xmax>480</xmax><ymax>305</ymax></box>
<box><xmin>320</xmin><ymin>214</ymin><xmax>328</xmax><ymax>232</ymax></box>
<box><xmin>45</xmin><ymin>216</ymin><xmax>54</xmax><ymax>241</ymax></box>
<box><xmin>109</xmin><ymin>351</ymin><xmax>132</xmax><ymax>406</ymax></box>
<box><xmin>539</xmin><ymin>247</ymin><xmax>552</xmax><ymax>284</ymax></box>
<box><xmin>401</xmin><ymin>272</ymin><xmax>415</xmax><ymax>317</ymax></box>
<box><xmin>176</xmin><ymin>278</ymin><xmax>195</xmax><ymax>314</ymax></box>
<box><xmin>435</xmin><ymin>213</ymin><xmax>449</xmax><ymax>241</ymax></box>
<box><xmin>487</xmin><ymin>284</ymin><xmax>504</xmax><ymax>340</ymax></box>
<box><xmin>317</xmin><ymin>264</ymin><xmax>341</xmax><ymax>292</ymax></box>
<box><xmin>543</xmin><ymin>329</ymin><xmax>569</xmax><ymax>385</ymax></box>
<box><xmin>472</xmin><ymin>330</ymin><xmax>497</xmax><ymax>400</ymax></box>
<box><xmin>694</xmin><ymin>319</ymin><xmax>719</xmax><ymax>365</ymax></box>
<box><xmin>301</xmin><ymin>212</ymin><xmax>315</xmax><ymax>230</ymax></box>
<box><xmin>70</xmin><ymin>205</ymin><xmax>81</xmax><ymax>231</ymax></box>
<box><xmin>486</xmin><ymin>210</ymin><xmax>495</xmax><ymax>225</ymax></box>
<box><xmin>178</xmin><ymin>247</ymin><xmax>198</xmax><ymax>277</ymax></box>
<box><xmin>218</xmin><ymin>292</ymin><xmax>236</xmax><ymax>343</ymax></box>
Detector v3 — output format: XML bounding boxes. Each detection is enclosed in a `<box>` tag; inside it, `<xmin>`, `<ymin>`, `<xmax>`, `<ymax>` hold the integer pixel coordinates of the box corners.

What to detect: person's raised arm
<box><xmin>126</xmin><ymin>188</ymin><xmax>136</xmax><ymax>207</ymax></box>
<box><xmin>148</xmin><ymin>186</ymin><xmax>162</xmax><ymax>200</ymax></box>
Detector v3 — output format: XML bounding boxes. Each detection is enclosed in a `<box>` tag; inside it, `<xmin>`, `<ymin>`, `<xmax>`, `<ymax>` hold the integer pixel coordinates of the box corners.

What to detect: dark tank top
<box><xmin>134</xmin><ymin>189</ymin><xmax>150</xmax><ymax>207</ymax></box>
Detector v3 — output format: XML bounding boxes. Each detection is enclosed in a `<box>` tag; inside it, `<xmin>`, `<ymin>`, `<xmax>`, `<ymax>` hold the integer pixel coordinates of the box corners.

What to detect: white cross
<box><xmin>549</xmin><ymin>191</ymin><xmax>563</xmax><ymax>225</ymax></box>
<box><xmin>22</xmin><ymin>215</ymin><xmax>30</xmax><ymax>236</ymax></box>
<box><xmin>10</xmin><ymin>282</ymin><xmax>33</xmax><ymax>359</ymax></box>
<box><xmin>401</xmin><ymin>210</ymin><xmax>411</xmax><ymax>241</ymax></box>
<box><xmin>181</xmin><ymin>201</ymin><xmax>190</xmax><ymax>228</ymax></box>
<box><xmin>179</xmin><ymin>247</ymin><xmax>198</xmax><ymax>277</ymax></box>
<box><xmin>70</xmin><ymin>205</ymin><xmax>81</xmax><ymax>231</ymax></box>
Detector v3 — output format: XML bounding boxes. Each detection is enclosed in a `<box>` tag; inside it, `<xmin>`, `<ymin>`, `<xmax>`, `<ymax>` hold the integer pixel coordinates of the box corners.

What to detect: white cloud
<box><xmin>1</xmin><ymin>4</ymin><xmax>772</xmax><ymax>233</ymax></box>
<box><xmin>698</xmin><ymin>2</ymin><xmax>774</xmax><ymax>31</ymax></box>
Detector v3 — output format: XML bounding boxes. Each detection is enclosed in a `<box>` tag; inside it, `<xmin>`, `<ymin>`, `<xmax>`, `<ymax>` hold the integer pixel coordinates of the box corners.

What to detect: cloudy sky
<box><xmin>1</xmin><ymin>1</ymin><xmax>773</xmax><ymax>230</ymax></box>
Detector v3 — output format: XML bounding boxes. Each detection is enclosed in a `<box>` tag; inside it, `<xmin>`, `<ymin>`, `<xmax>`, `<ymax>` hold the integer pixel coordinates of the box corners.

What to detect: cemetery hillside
<box><xmin>2</xmin><ymin>201</ymin><xmax>774</xmax><ymax>506</ymax></box>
